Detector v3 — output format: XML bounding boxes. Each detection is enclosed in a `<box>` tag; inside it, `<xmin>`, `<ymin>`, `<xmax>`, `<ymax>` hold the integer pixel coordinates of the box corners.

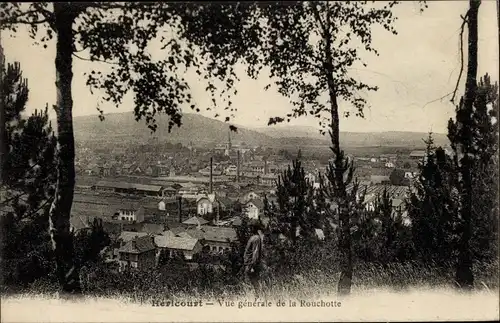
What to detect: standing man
<box><xmin>244</xmin><ymin>220</ymin><xmax>263</xmax><ymax>298</ymax></box>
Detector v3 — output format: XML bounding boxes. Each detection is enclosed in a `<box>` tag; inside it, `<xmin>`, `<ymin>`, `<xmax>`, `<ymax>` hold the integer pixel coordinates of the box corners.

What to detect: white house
<box><xmin>244</xmin><ymin>198</ymin><xmax>264</xmax><ymax>220</ymax></box>
<box><xmin>385</xmin><ymin>161</ymin><xmax>395</xmax><ymax>168</ymax></box>
<box><xmin>196</xmin><ymin>193</ymin><xmax>219</xmax><ymax>215</ymax></box>
<box><xmin>116</xmin><ymin>206</ymin><xmax>145</xmax><ymax>223</ymax></box>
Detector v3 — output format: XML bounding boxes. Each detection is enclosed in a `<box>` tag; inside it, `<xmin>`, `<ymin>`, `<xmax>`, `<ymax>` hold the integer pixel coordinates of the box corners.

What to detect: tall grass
<box><xmin>3</xmin><ymin>259</ymin><xmax>496</xmax><ymax>304</ymax></box>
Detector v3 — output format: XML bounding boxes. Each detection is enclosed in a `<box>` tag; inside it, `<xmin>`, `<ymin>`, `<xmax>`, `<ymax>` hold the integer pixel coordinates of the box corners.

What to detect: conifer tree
<box><xmin>408</xmin><ymin>134</ymin><xmax>459</xmax><ymax>268</ymax></box>
<box><xmin>371</xmin><ymin>187</ymin><xmax>414</xmax><ymax>263</ymax></box>
<box><xmin>270</xmin><ymin>153</ymin><xmax>317</xmax><ymax>245</ymax></box>
<box><xmin>0</xmin><ymin>48</ymin><xmax>58</xmax><ymax>287</ymax></box>
<box><xmin>450</xmin><ymin>0</ymin><xmax>480</xmax><ymax>289</ymax></box>
<box><xmin>448</xmin><ymin>73</ymin><xmax>499</xmax><ymax>276</ymax></box>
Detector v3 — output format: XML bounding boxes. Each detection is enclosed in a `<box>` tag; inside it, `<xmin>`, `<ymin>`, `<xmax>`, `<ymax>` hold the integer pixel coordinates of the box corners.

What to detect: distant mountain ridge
<box><xmin>253</xmin><ymin>125</ymin><xmax>450</xmax><ymax>148</ymax></box>
<box><xmin>67</xmin><ymin>112</ymin><xmax>449</xmax><ymax>148</ymax></box>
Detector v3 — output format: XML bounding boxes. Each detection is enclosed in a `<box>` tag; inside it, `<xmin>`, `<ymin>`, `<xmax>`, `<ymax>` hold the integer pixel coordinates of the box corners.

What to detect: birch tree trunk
<box><xmin>48</xmin><ymin>3</ymin><xmax>80</xmax><ymax>293</ymax></box>
<box><xmin>324</xmin><ymin>35</ymin><xmax>352</xmax><ymax>297</ymax></box>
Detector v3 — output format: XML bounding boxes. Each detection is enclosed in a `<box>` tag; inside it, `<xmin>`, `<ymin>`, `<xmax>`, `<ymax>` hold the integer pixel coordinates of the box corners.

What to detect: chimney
<box><xmin>216</xmin><ymin>204</ymin><xmax>220</xmax><ymax>225</ymax></box>
<box><xmin>264</xmin><ymin>160</ymin><xmax>268</xmax><ymax>175</ymax></box>
<box><xmin>177</xmin><ymin>196</ymin><xmax>182</xmax><ymax>223</ymax></box>
<box><xmin>132</xmin><ymin>239</ymin><xmax>137</xmax><ymax>250</ymax></box>
<box><xmin>237</xmin><ymin>150</ymin><xmax>240</xmax><ymax>183</ymax></box>
<box><xmin>209</xmin><ymin>157</ymin><xmax>213</xmax><ymax>194</ymax></box>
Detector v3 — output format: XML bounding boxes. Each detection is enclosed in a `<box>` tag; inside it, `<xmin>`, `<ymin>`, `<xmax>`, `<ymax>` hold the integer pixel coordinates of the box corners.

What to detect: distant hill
<box><xmin>253</xmin><ymin>125</ymin><xmax>450</xmax><ymax>148</ymax></box>
<box><xmin>69</xmin><ymin>112</ymin><xmax>449</xmax><ymax>149</ymax></box>
<box><xmin>71</xmin><ymin>112</ymin><xmax>271</xmax><ymax>146</ymax></box>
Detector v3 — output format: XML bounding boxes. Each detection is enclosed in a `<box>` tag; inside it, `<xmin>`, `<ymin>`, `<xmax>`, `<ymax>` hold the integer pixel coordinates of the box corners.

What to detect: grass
<box><xmin>4</xmin><ymin>259</ymin><xmax>497</xmax><ymax>305</ymax></box>
<box><xmin>1</xmin><ymin>262</ymin><xmax>498</xmax><ymax>322</ymax></box>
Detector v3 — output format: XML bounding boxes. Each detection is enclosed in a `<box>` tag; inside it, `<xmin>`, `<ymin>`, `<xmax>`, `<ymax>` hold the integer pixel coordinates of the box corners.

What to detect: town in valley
<box><xmin>68</xmin><ymin>115</ymin><xmax>441</xmax><ymax>273</ymax></box>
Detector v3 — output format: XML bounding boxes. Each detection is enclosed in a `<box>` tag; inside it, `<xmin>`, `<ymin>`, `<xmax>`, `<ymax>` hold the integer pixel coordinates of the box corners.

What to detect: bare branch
<box><xmin>422</xmin><ymin>91</ymin><xmax>455</xmax><ymax>109</ymax></box>
<box><xmin>450</xmin><ymin>11</ymin><xmax>470</xmax><ymax>104</ymax></box>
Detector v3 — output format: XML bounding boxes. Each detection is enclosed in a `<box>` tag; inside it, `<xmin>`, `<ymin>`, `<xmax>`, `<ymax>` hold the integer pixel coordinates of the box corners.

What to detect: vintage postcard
<box><xmin>0</xmin><ymin>1</ymin><xmax>499</xmax><ymax>322</ymax></box>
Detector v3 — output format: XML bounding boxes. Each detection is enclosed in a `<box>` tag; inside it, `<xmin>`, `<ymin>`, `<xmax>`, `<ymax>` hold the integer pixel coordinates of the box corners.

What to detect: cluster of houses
<box><xmin>72</xmin><ymin>172</ymin><xmax>275</xmax><ymax>273</ymax></box>
<box><xmin>68</xmin><ymin>149</ymin><xmax>425</xmax><ymax>272</ymax></box>
<box><xmin>72</xmin><ymin>175</ymin><xmax>413</xmax><ymax>273</ymax></box>
<box><xmin>84</xmin><ymin>189</ymin><xmax>273</xmax><ymax>272</ymax></box>
<box><xmin>108</xmin><ymin>218</ymin><xmax>239</xmax><ymax>272</ymax></box>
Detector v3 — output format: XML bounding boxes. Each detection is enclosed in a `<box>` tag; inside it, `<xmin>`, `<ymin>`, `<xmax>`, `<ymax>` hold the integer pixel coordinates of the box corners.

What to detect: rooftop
<box><xmin>118</xmin><ymin>235</ymin><xmax>156</xmax><ymax>254</ymax></box>
<box><xmin>118</xmin><ymin>231</ymin><xmax>149</xmax><ymax>243</ymax></box>
<box><xmin>186</xmin><ymin>225</ymin><xmax>238</xmax><ymax>243</ymax></box>
<box><xmin>154</xmin><ymin>234</ymin><xmax>199</xmax><ymax>251</ymax></box>
<box><xmin>245</xmin><ymin>198</ymin><xmax>265</xmax><ymax>210</ymax></box>
<box><xmin>182</xmin><ymin>216</ymin><xmax>209</xmax><ymax>226</ymax></box>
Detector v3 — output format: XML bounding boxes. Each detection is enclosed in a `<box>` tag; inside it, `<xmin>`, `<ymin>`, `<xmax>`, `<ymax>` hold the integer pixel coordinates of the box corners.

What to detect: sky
<box><xmin>1</xmin><ymin>1</ymin><xmax>499</xmax><ymax>134</ymax></box>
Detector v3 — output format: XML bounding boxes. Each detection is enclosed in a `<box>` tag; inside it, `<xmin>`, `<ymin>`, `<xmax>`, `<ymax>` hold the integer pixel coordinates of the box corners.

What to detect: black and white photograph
<box><xmin>0</xmin><ymin>1</ymin><xmax>499</xmax><ymax>322</ymax></box>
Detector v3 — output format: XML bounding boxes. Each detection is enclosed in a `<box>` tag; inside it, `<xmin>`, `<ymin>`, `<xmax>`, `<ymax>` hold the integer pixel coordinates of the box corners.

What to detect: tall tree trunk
<box><xmin>0</xmin><ymin>37</ymin><xmax>6</xmax><ymax>186</ymax></box>
<box><xmin>456</xmin><ymin>0</ymin><xmax>480</xmax><ymax>290</ymax></box>
<box><xmin>49</xmin><ymin>3</ymin><xmax>80</xmax><ymax>293</ymax></box>
<box><xmin>313</xmin><ymin>2</ymin><xmax>353</xmax><ymax>295</ymax></box>
<box><xmin>324</xmin><ymin>46</ymin><xmax>352</xmax><ymax>296</ymax></box>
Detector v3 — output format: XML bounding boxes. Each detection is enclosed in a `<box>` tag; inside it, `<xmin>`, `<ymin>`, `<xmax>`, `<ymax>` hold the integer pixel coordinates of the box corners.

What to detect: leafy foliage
<box><xmin>177</xmin><ymin>1</ymin><xmax>406</xmax><ymax>131</ymax></box>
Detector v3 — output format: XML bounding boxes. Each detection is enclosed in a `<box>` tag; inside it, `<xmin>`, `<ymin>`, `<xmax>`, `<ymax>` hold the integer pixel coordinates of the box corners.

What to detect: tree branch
<box><xmin>311</xmin><ymin>3</ymin><xmax>328</xmax><ymax>39</ymax></box>
<box><xmin>450</xmin><ymin>11</ymin><xmax>470</xmax><ymax>104</ymax></box>
<box><xmin>0</xmin><ymin>190</ymin><xmax>28</xmax><ymax>207</ymax></box>
<box><xmin>423</xmin><ymin>91</ymin><xmax>455</xmax><ymax>109</ymax></box>
<box><xmin>72</xmin><ymin>53</ymin><xmax>119</xmax><ymax>65</ymax></box>
<box><xmin>0</xmin><ymin>9</ymin><xmax>40</xmax><ymax>25</ymax></box>
<box><xmin>4</xmin><ymin>18</ymin><xmax>50</xmax><ymax>25</ymax></box>
<box><xmin>18</xmin><ymin>196</ymin><xmax>54</xmax><ymax>221</ymax></box>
